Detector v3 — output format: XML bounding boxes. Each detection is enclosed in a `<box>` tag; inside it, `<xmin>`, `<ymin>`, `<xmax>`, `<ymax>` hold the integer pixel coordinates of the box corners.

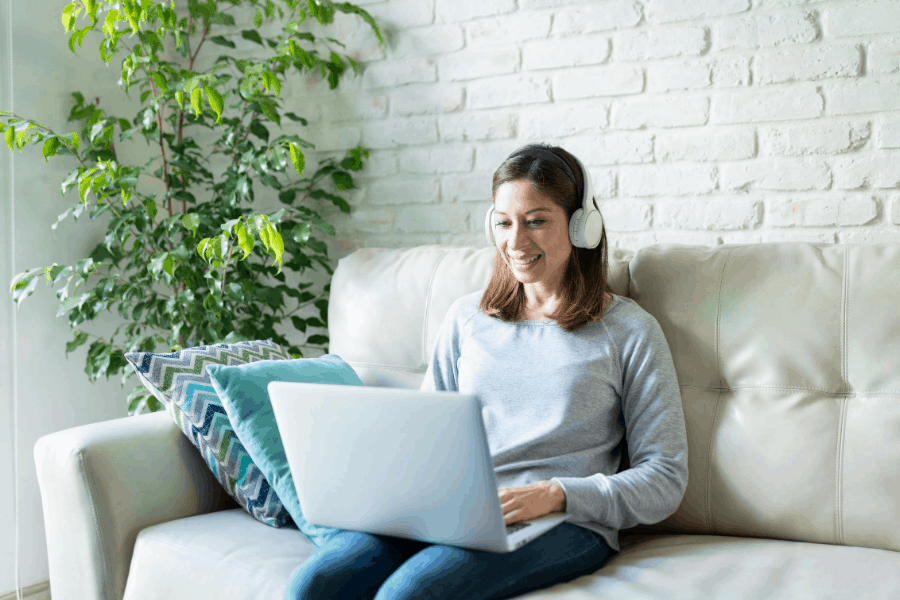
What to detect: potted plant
<box><xmin>3</xmin><ymin>0</ymin><xmax>382</xmax><ymax>414</ymax></box>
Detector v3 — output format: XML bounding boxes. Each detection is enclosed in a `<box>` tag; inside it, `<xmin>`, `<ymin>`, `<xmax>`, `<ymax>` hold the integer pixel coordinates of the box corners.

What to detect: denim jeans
<box><xmin>283</xmin><ymin>523</ymin><xmax>614</xmax><ymax>600</ymax></box>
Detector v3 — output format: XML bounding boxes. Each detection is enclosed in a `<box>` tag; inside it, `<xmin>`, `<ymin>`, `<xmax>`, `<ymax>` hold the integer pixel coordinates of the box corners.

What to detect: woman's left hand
<box><xmin>498</xmin><ymin>480</ymin><xmax>567</xmax><ymax>525</ymax></box>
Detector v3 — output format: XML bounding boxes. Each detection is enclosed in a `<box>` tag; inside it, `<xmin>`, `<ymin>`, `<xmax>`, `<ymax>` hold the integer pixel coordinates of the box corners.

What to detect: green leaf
<box><xmin>190</xmin><ymin>87</ymin><xmax>203</xmax><ymax>116</ymax></box>
<box><xmin>71</xmin><ymin>132</ymin><xmax>80</xmax><ymax>151</ymax></box>
<box><xmin>62</xmin><ymin>3</ymin><xmax>76</xmax><ymax>32</ymax></box>
<box><xmin>181</xmin><ymin>213</ymin><xmax>200</xmax><ymax>236</ymax></box>
<box><xmin>151</xmin><ymin>72</ymin><xmax>168</xmax><ymax>94</ymax></box>
<box><xmin>209</xmin><ymin>13</ymin><xmax>236</xmax><ymax>26</ymax></box>
<box><xmin>150</xmin><ymin>252</ymin><xmax>170</xmax><ymax>277</ymax></box>
<box><xmin>235</xmin><ymin>222</ymin><xmax>254</xmax><ymax>259</ymax></box>
<box><xmin>208</xmin><ymin>35</ymin><xmax>236</xmax><ymax>48</ymax></box>
<box><xmin>306</xmin><ymin>334</ymin><xmax>329</xmax><ymax>345</ymax></box>
<box><xmin>254</xmin><ymin>9</ymin><xmax>263</xmax><ymax>27</ymax></box>
<box><xmin>66</xmin><ymin>330</ymin><xmax>90</xmax><ymax>355</ymax></box>
<box><xmin>283</xmin><ymin>112</ymin><xmax>308</xmax><ymax>125</ymax></box>
<box><xmin>331</xmin><ymin>170</ymin><xmax>354</xmax><ymax>191</ymax></box>
<box><xmin>290</xmin><ymin>316</ymin><xmax>307</xmax><ymax>332</ymax></box>
<box><xmin>78</xmin><ymin>176</ymin><xmax>93</xmax><ymax>203</ymax></box>
<box><xmin>42</xmin><ymin>137</ymin><xmax>61</xmax><ymax>161</ymax></box>
<box><xmin>4</xmin><ymin>126</ymin><xmax>15</xmax><ymax>151</ymax></box>
<box><xmin>241</xmin><ymin>30</ymin><xmax>263</xmax><ymax>45</ymax></box>
<box><xmin>175</xmin><ymin>90</ymin><xmax>184</xmax><ymax>110</ymax></box>
<box><xmin>288</xmin><ymin>143</ymin><xmax>304</xmax><ymax>175</ymax></box>
<box><xmin>204</xmin><ymin>86</ymin><xmax>224</xmax><ymax>123</ymax></box>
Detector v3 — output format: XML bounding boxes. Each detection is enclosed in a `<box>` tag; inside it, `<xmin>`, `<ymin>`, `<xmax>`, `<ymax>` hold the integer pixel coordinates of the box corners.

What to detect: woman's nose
<box><xmin>506</xmin><ymin>222</ymin><xmax>532</xmax><ymax>250</ymax></box>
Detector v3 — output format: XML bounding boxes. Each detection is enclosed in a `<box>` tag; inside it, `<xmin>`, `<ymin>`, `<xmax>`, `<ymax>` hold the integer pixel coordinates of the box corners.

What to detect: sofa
<box><xmin>34</xmin><ymin>242</ymin><xmax>900</xmax><ymax>600</ymax></box>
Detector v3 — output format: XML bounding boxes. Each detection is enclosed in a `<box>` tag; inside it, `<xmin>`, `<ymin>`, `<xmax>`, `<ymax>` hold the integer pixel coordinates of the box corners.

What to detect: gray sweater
<box><xmin>421</xmin><ymin>291</ymin><xmax>689</xmax><ymax>552</ymax></box>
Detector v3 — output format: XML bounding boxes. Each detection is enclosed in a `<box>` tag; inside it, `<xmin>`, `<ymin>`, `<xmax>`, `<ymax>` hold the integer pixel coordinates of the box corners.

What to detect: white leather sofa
<box><xmin>34</xmin><ymin>242</ymin><xmax>900</xmax><ymax>600</ymax></box>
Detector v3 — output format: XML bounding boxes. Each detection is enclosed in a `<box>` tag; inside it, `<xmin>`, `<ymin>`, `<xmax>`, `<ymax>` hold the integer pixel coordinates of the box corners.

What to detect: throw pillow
<box><xmin>124</xmin><ymin>340</ymin><xmax>292</xmax><ymax>528</ymax></box>
<box><xmin>206</xmin><ymin>354</ymin><xmax>364</xmax><ymax>546</ymax></box>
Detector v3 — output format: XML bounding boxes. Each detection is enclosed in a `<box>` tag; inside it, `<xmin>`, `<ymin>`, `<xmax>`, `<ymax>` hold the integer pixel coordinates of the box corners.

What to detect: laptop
<box><xmin>267</xmin><ymin>381</ymin><xmax>568</xmax><ymax>553</ymax></box>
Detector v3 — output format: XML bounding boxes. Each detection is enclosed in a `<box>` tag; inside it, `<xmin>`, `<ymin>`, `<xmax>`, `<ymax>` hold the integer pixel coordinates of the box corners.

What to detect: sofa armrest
<box><xmin>34</xmin><ymin>411</ymin><xmax>235</xmax><ymax>600</ymax></box>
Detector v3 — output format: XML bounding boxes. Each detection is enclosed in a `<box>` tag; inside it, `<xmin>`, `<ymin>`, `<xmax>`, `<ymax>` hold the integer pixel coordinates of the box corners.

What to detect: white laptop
<box><xmin>267</xmin><ymin>382</ymin><xmax>568</xmax><ymax>553</ymax></box>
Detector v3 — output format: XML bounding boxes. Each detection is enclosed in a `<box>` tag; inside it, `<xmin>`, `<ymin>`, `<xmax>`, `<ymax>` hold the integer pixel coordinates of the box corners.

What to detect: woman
<box><xmin>285</xmin><ymin>144</ymin><xmax>689</xmax><ymax>600</ymax></box>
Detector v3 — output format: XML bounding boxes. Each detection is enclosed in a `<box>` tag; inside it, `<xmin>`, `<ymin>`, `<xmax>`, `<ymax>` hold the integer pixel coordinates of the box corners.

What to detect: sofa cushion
<box><xmin>125</xmin><ymin>340</ymin><xmax>292</xmax><ymax>528</ymax></box>
<box><xmin>123</xmin><ymin>511</ymin><xmax>900</xmax><ymax>600</ymax></box>
<box><xmin>207</xmin><ymin>355</ymin><xmax>364</xmax><ymax>546</ymax></box>
<box><xmin>122</xmin><ymin>509</ymin><xmax>316</xmax><ymax>600</ymax></box>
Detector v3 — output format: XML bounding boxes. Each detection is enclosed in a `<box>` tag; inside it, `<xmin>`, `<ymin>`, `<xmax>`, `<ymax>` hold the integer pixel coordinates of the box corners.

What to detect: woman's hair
<box><xmin>479</xmin><ymin>143</ymin><xmax>614</xmax><ymax>332</ymax></box>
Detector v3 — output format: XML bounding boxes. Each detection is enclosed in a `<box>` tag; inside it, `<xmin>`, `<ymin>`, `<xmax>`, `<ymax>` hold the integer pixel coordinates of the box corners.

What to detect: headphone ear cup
<box><xmin>484</xmin><ymin>206</ymin><xmax>496</xmax><ymax>246</ymax></box>
<box><xmin>569</xmin><ymin>208</ymin><xmax>585</xmax><ymax>248</ymax></box>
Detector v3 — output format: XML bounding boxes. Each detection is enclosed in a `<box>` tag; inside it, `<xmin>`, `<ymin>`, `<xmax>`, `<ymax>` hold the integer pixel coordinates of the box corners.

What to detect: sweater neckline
<box><xmin>515</xmin><ymin>293</ymin><xmax>620</xmax><ymax>325</ymax></box>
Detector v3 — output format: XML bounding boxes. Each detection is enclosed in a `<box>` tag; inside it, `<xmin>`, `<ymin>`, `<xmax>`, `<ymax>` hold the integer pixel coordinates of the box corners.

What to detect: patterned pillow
<box><xmin>124</xmin><ymin>340</ymin><xmax>292</xmax><ymax>527</ymax></box>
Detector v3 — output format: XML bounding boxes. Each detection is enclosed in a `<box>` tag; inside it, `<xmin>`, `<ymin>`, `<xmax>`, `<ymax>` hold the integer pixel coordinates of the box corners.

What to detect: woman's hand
<box><xmin>498</xmin><ymin>480</ymin><xmax>567</xmax><ymax>525</ymax></box>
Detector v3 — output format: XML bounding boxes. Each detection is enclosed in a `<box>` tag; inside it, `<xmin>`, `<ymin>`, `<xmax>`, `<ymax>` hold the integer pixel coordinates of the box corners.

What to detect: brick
<box><xmin>620</xmin><ymin>164</ymin><xmax>717</xmax><ymax>196</ymax></box>
<box><xmin>439</xmin><ymin>112</ymin><xmax>517</xmax><ymax>141</ymax></box>
<box><xmin>838</xmin><ymin>230</ymin><xmax>900</xmax><ymax>244</ymax></box>
<box><xmin>318</xmin><ymin>92</ymin><xmax>389</xmax><ymax>122</ymax></box>
<box><xmin>443</xmin><ymin>173</ymin><xmax>493</xmax><ymax>202</ymax></box>
<box><xmin>823</xmin><ymin>0</ymin><xmax>900</xmax><ymax>37</ymax></box>
<box><xmin>552</xmin><ymin>2</ymin><xmax>643</xmax><ymax>35</ymax></box>
<box><xmin>832</xmin><ymin>156</ymin><xmax>900</xmax><ymax>189</ymax></box>
<box><xmin>713</xmin><ymin>13</ymin><xmax>818</xmax><ymax>51</ymax></box>
<box><xmin>305</xmin><ymin>125</ymin><xmax>362</xmax><ymax>152</ymax></box>
<box><xmin>366</xmin><ymin>0</ymin><xmax>434</xmax><ymax>28</ymax></box>
<box><xmin>394</xmin><ymin>204</ymin><xmax>471</xmax><ymax>233</ymax></box>
<box><xmin>875</xmin><ymin>117</ymin><xmax>900</xmax><ymax>149</ymax></box>
<box><xmin>767</xmin><ymin>196</ymin><xmax>879</xmax><ymax>227</ymax></box>
<box><xmin>329</xmin><ymin>12</ymin><xmax>386</xmax><ymax>62</ymax></box>
<box><xmin>657</xmin><ymin>128</ymin><xmax>756</xmax><ymax>162</ymax></box>
<box><xmin>519</xmin><ymin>101</ymin><xmax>610</xmax><ymax>139</ymax></box>
<box><xmin>361</xmin><ymin>118</ymin><xmax>438</xmax><ymax>149</ymax></box>
<box><xmin>523</xmin><ymin>35</ymin><xmax>611</xmax><ymax>70</ymax></box>
<box><xmin>759</xmin><ymin>122</ymin><xmax>870</xmax><ymax>156</ymax></box>
<box><xmin>825</xmin><ymin>80</ymin><xmax>900</xmax><ymax>116</ymax></box>
<box><xmin>467</xmin><ymin>13</ymin><xmax>551</xmax><ymax>48</ymax></box>
<box><xmin>437</xmin><ymin>47</ymin><xmax>520</xmax><ymax>81</ymax></box>
<box><xmin>615</xmin><ymin>231</ymin><xmax>723</xmax><ymax>248</ymax></box>
<box><xmin>647</xmin><ymin>61</ymin><xmax>711</xmax><ymax>92</ymax></box>
<box><xmin>334</xmin><ymin>208</ymin><xmax>394</xmax><ymax>234</ymax></box>
<box><xmin>399</xmin><ymin>147</ymin><xmax>474</xmax><ymax>174</ymax></box>
<box><xmin>436</xmin><ymin>0</ymin><xmax>516</xmax><ymax>23</ymax></box>
<box><xmin>754</xmin><ymin>45</ymin><xmax>861</xmax><ymax>84</ymax></box>
<box><xmin>519</xmin><ymin>0</ymin><xmax>583</xmax><ymax>8</ymax></box>
<box><xmin>589</xmin><ymin>168</ymin><xmax>618</xmax><ymax>199</ymax></box>
<box><xmin>392</xmin><ymin>25</ymin><xmax>464</xmax><ymax>58</ymax></box>
<box><xmin>552</xmin><ymin>65</ymin><xmax>644</xmax><ymax>100</ymax></box>
<box><xmin>645</xmin><ymin>0</ymin><xmax>750</xmax><ymax>24</ymax></box>
<box><xmin>596</xmin><ymin>200</ymin><xmax>651</xmax><ymax>231</ymax></box>
<box><xmin>720</xmin><ymin>158</ymin><xmax>831</xmax><ymax>191</ymax></box>
<box><xmin>611</xmin><ymin>96</ymin><xmax>710</xmax><ymax>129</ymax></box>
<box><xmin>868</xmin><ymin>38</ymin><xmax>900</xmax><ymax>75</ymax></box>
<box><xmin>360</xmin><ymin>151</ymin><xmax>398</xmax><ymax>177</ymax></box>
<box><xmin>475</xmin><ymin>141</ymin><xmax>529</xmax><ymax>171</ymax></box>
<box><xmin>759</xmin><ymin>231</ymin><xmax>838</xmax><ymax>244</ymax></box>
<box><xmin>362</xmin><ymin>59</ymin><xmax>436</xmax><ymax>89</ymax></box>
<box><xmin>615</xmin><ymin>26</ymin><xmax>709</xmax><ymax>61</ymax></box>
<box><xmin>711</xmin><ymin>56</ymin><xmax>752</xmax><ymax>87</ymax></box>
<box><xmin>566</xmin><ymin>133</ymin><xmax>654</xmax><ymax>165</ymax></box>
<box><xmin>391</xmin><ymin>84</ymin><xmax>465</xmax><ymax>116</ymax></box>
<box><xmin>367</xmin><ymin>176</ymin><xmax>441</xmax><ymax>204</ymax></box>
<box><xmin>711</xmin><ymin>85</ymin><xmax>823</xmax><ymax>124</ymax></box>
<box><xmin>468</xmin><ymin>75</ymin><xmax>551</xmax><ymax>110</ymax></box>
<box><xmin>655</xmin><ymin>198</ymin><xmax>760</xmax><ymax>229</ymax></box>
<box><xmin>892</xmin><ymin>194</ymin><xmax>900</xmax><ymax>225</ymax></box>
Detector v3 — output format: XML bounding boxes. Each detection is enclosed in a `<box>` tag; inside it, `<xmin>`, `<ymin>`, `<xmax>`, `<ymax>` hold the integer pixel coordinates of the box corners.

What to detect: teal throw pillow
<box><xmin>206</xmin><ymin>354</ymin><xmax>364</xmax><ymax>546</ymax></box>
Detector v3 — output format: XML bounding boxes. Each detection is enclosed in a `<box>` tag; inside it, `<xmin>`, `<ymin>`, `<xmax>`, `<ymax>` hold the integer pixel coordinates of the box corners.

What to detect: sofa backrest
<box><xmin>329</xmin><ymin>242</ymin><xmax>900</xmax><ymax>554</ymax></box>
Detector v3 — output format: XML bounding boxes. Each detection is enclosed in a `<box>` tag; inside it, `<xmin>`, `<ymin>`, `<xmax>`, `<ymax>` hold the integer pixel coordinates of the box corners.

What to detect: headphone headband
<box><xmin>507</xmin><ymin>147</ymin><xmax>580</xmax><ymax>196</ymax></box>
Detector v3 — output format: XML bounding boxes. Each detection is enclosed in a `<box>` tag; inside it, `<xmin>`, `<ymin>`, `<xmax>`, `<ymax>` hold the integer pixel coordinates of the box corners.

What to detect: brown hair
<box><xmin>479</xmin><ymin>144</ymin><xmax>614</xmax><ymax>332</ymax></box>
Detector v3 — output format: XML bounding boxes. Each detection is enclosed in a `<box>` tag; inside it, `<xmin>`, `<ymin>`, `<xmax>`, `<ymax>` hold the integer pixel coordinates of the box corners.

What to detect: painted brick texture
<box><xmin>290</xmin><ymin>0</ymin><xmax>900</xmax><ymax>253</ymax></box>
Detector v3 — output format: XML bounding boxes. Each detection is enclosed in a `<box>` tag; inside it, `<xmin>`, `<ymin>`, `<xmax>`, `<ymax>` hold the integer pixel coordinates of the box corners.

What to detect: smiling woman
<box><xmin>481</xmin><ymin>144</ymin><xmax>615</xmax><ymax>329</ymax></box>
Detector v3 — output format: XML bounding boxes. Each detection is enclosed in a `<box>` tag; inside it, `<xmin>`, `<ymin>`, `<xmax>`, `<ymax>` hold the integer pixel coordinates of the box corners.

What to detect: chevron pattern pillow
<box><xmin>124</xmin><ymin>340</ymin><xmax>293</xmax><ymax>528</ymax></box>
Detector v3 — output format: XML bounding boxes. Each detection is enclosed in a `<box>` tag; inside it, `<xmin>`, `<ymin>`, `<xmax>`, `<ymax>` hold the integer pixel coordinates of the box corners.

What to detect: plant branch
<box><xmin>219</xmin><ymin>237</ymin><xmax>235</xmax><ymax>298</ymax></box>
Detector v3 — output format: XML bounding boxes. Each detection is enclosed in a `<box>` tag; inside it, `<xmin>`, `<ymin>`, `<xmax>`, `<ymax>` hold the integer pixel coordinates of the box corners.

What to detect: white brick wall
<box><xmin>287</xmin><ymin>0</ymin><xmax>900</xmax><ymax>253</ymax></box>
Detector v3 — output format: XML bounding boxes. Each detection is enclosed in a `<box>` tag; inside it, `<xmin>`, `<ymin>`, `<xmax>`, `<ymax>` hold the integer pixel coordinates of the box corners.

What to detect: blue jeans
<box><xmin>284</xmin><ymin>523</ymin><xmax>614</xmax><ymax>600</ymax></box>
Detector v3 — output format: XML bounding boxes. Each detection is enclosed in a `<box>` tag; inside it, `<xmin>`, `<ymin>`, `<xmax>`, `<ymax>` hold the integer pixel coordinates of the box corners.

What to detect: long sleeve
<box><xmin>552</xmin><ymin>315</ymin><xmax>689</xmax><ymax>531</ymax></box>
<box><xmin>419</xmin><ymin>298</ymin><xmax>467</xmax><ymax>393</ymax></box>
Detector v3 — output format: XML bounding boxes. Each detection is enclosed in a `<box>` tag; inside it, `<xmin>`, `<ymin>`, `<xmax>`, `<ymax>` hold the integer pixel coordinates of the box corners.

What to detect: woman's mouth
<box><xmin>510</xmin><ymin>254</ymin><xmax>542</xmax><ymax>268</ymax></box>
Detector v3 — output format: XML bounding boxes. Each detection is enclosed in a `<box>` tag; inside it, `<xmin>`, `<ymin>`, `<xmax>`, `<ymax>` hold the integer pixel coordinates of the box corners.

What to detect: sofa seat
<box><xmin>123</xmin><ymin>509</ymin><xmax>316</xmax><ymax>600</ymax></box>
<box><xmin>123</xmin><ymin>507</ymin><xmax>900</xmax><ymax>600</ymax></box>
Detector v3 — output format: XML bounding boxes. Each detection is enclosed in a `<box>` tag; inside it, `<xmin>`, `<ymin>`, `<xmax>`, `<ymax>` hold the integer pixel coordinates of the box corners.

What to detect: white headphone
<box><xmin>484</xmin><ymin>147</ymin><xmax>604</xmax><ymax>249</ymax></box>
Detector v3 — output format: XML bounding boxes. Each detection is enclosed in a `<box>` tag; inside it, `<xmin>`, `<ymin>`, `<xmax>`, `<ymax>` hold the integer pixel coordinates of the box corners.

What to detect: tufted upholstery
<box><xmin>330</xmin><ymin>242</ymin><xmax>900</xmax><ymax>554</ymax></box>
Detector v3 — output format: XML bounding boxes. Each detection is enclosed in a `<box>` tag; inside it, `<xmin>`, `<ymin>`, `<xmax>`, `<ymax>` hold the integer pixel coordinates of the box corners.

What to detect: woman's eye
<box><xmin>527</xmin><ymin>220</ymin><xmax>545</xmax><ymax>226</ymax></box>
<box><xmin>495</xmin><ymin>221</ymin><xmax>509</xmax><ymax>228</ymax></box>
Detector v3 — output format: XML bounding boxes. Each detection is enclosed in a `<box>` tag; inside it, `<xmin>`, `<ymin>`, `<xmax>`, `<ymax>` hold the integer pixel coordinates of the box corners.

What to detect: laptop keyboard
<box><xmin>505</xmin><ymin>522</ymin><xmax>530</xmax><ymax>535</ymax></box>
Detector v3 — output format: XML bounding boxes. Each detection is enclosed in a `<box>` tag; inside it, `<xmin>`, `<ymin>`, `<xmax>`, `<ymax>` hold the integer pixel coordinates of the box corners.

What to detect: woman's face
<box><xmin>492</xmin><ymin>179</ymin><xmax>572</xmax><ymax>293</ymax></box>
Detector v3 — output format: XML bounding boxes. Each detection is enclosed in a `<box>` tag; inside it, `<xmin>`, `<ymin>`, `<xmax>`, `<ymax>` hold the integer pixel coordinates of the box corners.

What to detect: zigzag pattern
<box><xmin>126</xmin><ymin>340</ymin><xmax>293</xmax><ymax>528</ymax></box>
